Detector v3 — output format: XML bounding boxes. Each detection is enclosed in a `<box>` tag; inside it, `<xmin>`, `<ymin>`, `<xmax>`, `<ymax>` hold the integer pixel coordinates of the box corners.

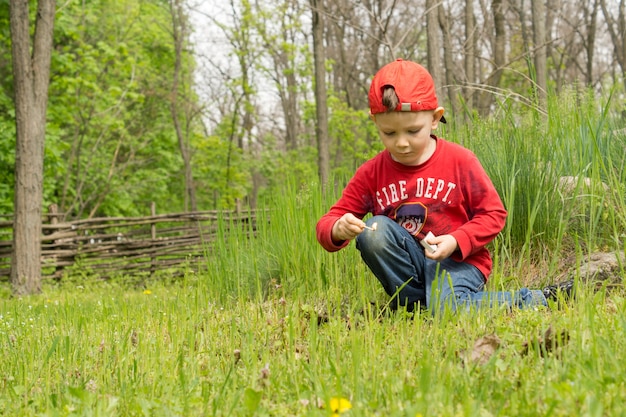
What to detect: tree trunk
<box><xmin>478</xmin><ymin>0</ymin><xmax>506</xmax><ymax>116</ymax></box>
<box><xmin>9</xmin><ymin>0</ymin><xmax>56</xmax><ymax>295</ymax></box>
<box><xmin>599</xmin><ymin>0</ymin><xmax>625</xmax><ymax>91</ymax></box>
<box><xmin>531</xmin><ymin>0</ymin><xmax>547</xmax><ymax>105</ymax></box>
<box><xmin>426</xmin><ymin>0</ymin><xmax>442</xmax><ymax>94</ymax></box>
<box><xmin>310</xmin><ymin>0</ymin><xmax>330</xmax><ymax>189</ymax></box>
<box><xmin>582</xmin><ymin>0</ymin><xmax>599</xmax><ymax>87</ymax></box>
<box><xmin>545</xmin><ymin>0</ymin><xmax>558</xmax><ymax>90</ymax></box>
<box><xmin>464</xmin><ymin>0</ymin><xmax>477</xmax><ymax>111</ymax></box>
<box><xmin>438</xmin><ymin>4</ymin><xmax>461</xmax><ymax>127</ymax></box>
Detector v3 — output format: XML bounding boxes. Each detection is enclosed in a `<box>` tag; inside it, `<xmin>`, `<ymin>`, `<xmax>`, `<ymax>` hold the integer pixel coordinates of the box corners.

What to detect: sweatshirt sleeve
<box><xmin>449</xmin><ymin>153</ymin><xmax>507</xmax><ymax>261</ymax></box>
<box><xmin>316</xmin><ymin>215</ymin><xmax>349</xmax><ymax>252</ymax></box>
<box><xmin>316</xmin><ymin>166</ymin><xmax>374</xmax><ymax>252</ymax></box>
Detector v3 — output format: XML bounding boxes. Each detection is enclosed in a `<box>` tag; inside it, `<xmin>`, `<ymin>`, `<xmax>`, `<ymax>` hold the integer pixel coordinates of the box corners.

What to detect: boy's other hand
<box><xmin>332</xmin><ymin>213</ymin><xmax>367</xmax><ymax>243</ymax></box>
<box><xmin>424</xmin><ymin>234</ymin><xmax>458</xmax><ymax>261</ymax></box>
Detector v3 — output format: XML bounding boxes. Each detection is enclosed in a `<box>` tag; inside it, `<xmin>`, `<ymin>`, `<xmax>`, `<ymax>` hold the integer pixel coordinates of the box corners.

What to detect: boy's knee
<box><xmin>356</xmin><ymin>228</ymin><xmax>385</xmax><ymax>253</ymax></box>
<box><xmin>356</xmin><ymin>216</ymin><xmax>396</xmax><ymax>252</ymax></box>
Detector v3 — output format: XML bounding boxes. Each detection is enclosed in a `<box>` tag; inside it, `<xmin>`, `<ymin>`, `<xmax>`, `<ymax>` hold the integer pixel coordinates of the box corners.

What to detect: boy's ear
<box><xmin>432</xmin><ymin>107</ymin><xmax>445</xmax><ymax>128</ymax></box>
<box><xmin>369</xmin><ymin>112</ymin><xmax>376</xmax><ymax>121</ymax></box>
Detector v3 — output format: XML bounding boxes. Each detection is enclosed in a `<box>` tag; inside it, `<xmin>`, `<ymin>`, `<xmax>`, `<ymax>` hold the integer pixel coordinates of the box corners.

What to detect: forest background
<box><xmin>0</xmin><ymin>0</ymin><xmax>625</xmax><ymax>292</ymax></box>
<box><xmin>1</xmin><ymin>0</ymin><xmax>624</xmax><ymax>218</ymax></box>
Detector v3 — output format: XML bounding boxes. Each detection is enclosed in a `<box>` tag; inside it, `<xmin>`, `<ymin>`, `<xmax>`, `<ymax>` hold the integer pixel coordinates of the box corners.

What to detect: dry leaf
<box><xmin>469</xmin><ymin>334</ymin><xmax>501</xmax><ymax>365</ymax></box>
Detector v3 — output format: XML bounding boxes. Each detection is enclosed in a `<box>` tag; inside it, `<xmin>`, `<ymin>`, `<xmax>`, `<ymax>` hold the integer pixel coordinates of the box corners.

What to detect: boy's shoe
<box><xmin>542</xmin><ymin>279</ymin><xmax>575</xmax><ymax>302</ymax></box>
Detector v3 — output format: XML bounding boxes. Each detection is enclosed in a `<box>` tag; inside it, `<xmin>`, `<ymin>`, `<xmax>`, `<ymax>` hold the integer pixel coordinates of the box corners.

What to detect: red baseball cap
<box><xmin>368</xmin><ymin>59</ymin><xmax>446</xmax><ymax>123</ymax></box>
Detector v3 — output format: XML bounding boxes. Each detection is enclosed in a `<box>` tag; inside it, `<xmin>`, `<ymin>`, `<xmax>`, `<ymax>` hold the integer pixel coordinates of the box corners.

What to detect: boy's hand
<box><xmin>424</xmin><ymin>234</ymin><xmax>458</xmax><ymax>261</ymax></box>
<box><xmin>332</xmin><ymin>213</ymin><xmax>367</xmax><ymax>243</ymax></box>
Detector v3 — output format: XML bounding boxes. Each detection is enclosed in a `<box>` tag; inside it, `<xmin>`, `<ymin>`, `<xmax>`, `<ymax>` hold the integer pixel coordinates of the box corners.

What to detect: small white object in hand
<box><xmin>420</xmin><ymin>231</ymin><xmax>438</xmax><ymax>253</ymax></box>
<box><xmin>364</xmin><ymin>222</ymin><xmax>378</xmax><ymax>231</ymax></box>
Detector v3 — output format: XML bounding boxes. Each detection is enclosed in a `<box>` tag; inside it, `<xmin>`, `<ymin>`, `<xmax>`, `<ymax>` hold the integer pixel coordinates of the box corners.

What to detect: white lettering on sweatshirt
<box><xmin>376</xmin><ymin>178</ymin><xmax>457</xmax><ymax>210</ymax></box>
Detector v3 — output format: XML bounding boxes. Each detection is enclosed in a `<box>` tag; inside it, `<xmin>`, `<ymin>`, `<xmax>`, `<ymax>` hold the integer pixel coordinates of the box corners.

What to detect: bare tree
<box><xmin>426</xmin><ymin>0</ymin><xmax>442</xmax><ymax>94</ymax></box>
<box><xmin>310</xmin><ymin>0</ymin><xmax>330</xmax><ymax>188</ymax></box>
<box><xmin>188</xmin><ymin>0</ymin><xmax>624</xmax><ymax>207</ymax></box>
<box><xmin>582</xmin><ymin>0</ymin><xmax>599</xmax><ymax>87</ymax></box>
<box><xmin>544</xmin><ymin>0</ymin><xmax>560</xmax><ymax>91</ymax></box>
<box><xmin>438</xmin><ymin>3</ymin><xmax>461</xmax><ymax>123</ymax></box>
<box><xmin>600</xmin><ymin>0</ymin><xmax>626</xmax><ymax>91</ymax></box>
<box><xmin>538</xmin><ymin>0</ymin><xmax>583</xmax><ymax>93</ymax></box>
<box><xmin>531</xmin><ymin>0</ymin><xmax>547</xmax><ymax>105</ymax></box>
<box><xmin>253</xmin><ymin>0</ymin><xmax>307</xmax><ymax>151</ymax></box>
<box><xmin>464</xmin><ymin>0</ymin><xmax>477</xmax><ymax>110</ymax></box>
<box><xmin>323</xmin><ymin>2</ymin><xmax>372</xmax><ymax>109</ymax></box>
<box><xmin>9</xmin><ymin>0</ymin><xmax>56</xmax><ymax>295</ymax></box>
<box><xmin>477</xmin><ymin>0</ymin><xmax>506</xmax><ymax>116</ymax></box>
<box><xmin>198</xmin><ymin>0</ymin><xmax>259</xmax><ymax>151</ymax></box>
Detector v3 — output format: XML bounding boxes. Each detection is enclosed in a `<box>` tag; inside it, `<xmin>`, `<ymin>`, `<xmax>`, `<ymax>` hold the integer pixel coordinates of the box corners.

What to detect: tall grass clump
<box><xmin>454</xmin><ymin>87</ymin><xmax>626</xmax><ymax>283</ymax></box>
<box><xmin>202</xmin><ymin>178</ymin><xmax>381</xmax><ymax>311</ymax></box>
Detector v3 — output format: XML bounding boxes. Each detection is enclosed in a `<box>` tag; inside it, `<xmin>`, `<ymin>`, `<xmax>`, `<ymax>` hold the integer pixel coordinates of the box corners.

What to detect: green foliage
<box><xmin>0</xmin><ymin>118</ymin><xmax>15</xmax><ymax>214</ymax></box>
<box><xmin>326</xmin><ymin>93</ymin><xmax>383</xmax><ymax>178</ymax></box>
<box><xmin>0</xmin><ymin>0</ymin><xmax>206</xmax><ymax>218</ymax></box>
<box><xmin>0</xmin><ymin>4</ymin><xmax>14</xmax><ymax>214</ymax></box>
<box><xmin>45</xmin><ymin>0</ymin><xmax>184</xmax><ymax>218</ymax></box>
<box><xmin>194</xmin><ymin>130</ymin><xmax>251</xmax><ymax>210</ymax></box>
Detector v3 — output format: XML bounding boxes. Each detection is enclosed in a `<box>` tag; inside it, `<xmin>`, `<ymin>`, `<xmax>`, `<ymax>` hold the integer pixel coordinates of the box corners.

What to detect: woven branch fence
<box><xmin>0</xmin><ymin>204</ymin><xmax>264</xmax><ymax>282</ymax></box>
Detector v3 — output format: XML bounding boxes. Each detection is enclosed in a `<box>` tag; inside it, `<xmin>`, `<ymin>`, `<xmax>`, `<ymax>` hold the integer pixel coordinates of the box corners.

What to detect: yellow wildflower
<box><xmin>143</xmin><ymin>289</ymin><xmax>152</xmax><ymax>295</ymax></box>
<box><xmin>329</xmin><ymin>397</ymin><xmax>352</xmax><ymax>416</ymax></box>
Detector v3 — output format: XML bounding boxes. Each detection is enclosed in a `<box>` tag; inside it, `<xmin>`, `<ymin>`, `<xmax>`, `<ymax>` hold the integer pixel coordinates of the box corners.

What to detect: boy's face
<box><xmin>373</xmin><ymin>108</ymin><xmax>444</xmax><ymax>166</ymax></box>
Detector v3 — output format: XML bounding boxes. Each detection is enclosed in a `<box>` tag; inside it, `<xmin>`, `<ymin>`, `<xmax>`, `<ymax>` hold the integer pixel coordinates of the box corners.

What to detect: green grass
<box><xmin>1</xmin><ymin>89</ymin><xmax>626</xmax><ymax>416</ymax></box>
<box><xmin>2</xmin><ymin>282</ymin><xmax>626</xmax><ymax>415</ymax></box>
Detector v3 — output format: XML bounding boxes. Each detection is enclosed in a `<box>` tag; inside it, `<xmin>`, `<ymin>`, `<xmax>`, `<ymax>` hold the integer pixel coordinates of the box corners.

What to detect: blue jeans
<box><xmin>355</xmin><ymin>216</ymin><xmax>547</xmax><ymax>314</ymax></box>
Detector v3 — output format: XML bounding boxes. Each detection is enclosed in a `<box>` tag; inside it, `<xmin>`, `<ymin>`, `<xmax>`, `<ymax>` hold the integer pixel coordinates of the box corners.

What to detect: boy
<box><xmin>316</xmin><ymin>59</ymin><xmax>573</xmax><ymax>313</ymax></box>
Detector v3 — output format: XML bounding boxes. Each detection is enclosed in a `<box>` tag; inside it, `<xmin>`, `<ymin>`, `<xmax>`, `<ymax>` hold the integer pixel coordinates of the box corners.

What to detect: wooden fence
<box><xmin>0</xmin><ymin>205</ymin><xmax>264</xmax><ymax>282</ymax></box>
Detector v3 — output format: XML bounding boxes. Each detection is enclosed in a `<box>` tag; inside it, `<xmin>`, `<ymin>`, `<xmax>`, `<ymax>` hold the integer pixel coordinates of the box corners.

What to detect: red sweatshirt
<box><xmin>316</xmin><ymin>136</ymin><xmax>507</xmax><ymax>280</ymax></box>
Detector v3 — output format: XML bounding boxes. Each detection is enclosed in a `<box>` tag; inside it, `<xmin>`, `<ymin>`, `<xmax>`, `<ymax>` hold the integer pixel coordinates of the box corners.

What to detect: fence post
<box><xmin>48</xmin><ymin>204</ymin><xmax>59</xmax><ymax>225</ymax></box>
<box><xmin>47</xmin><ymin>204</ymin><xmax>63</xmax><ymax>280</ymax></box>
<box><xmin>150</xmin><ymin>202</ymin><xmax>156</xmax><ymax>277</ymax></box>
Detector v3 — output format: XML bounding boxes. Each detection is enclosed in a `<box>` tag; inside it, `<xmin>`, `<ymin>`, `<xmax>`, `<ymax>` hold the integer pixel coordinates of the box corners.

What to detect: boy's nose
<box><xmin>395</xmin><ymin>134</ymin><xmax>410</xmax><ymax>148</ymax></box>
